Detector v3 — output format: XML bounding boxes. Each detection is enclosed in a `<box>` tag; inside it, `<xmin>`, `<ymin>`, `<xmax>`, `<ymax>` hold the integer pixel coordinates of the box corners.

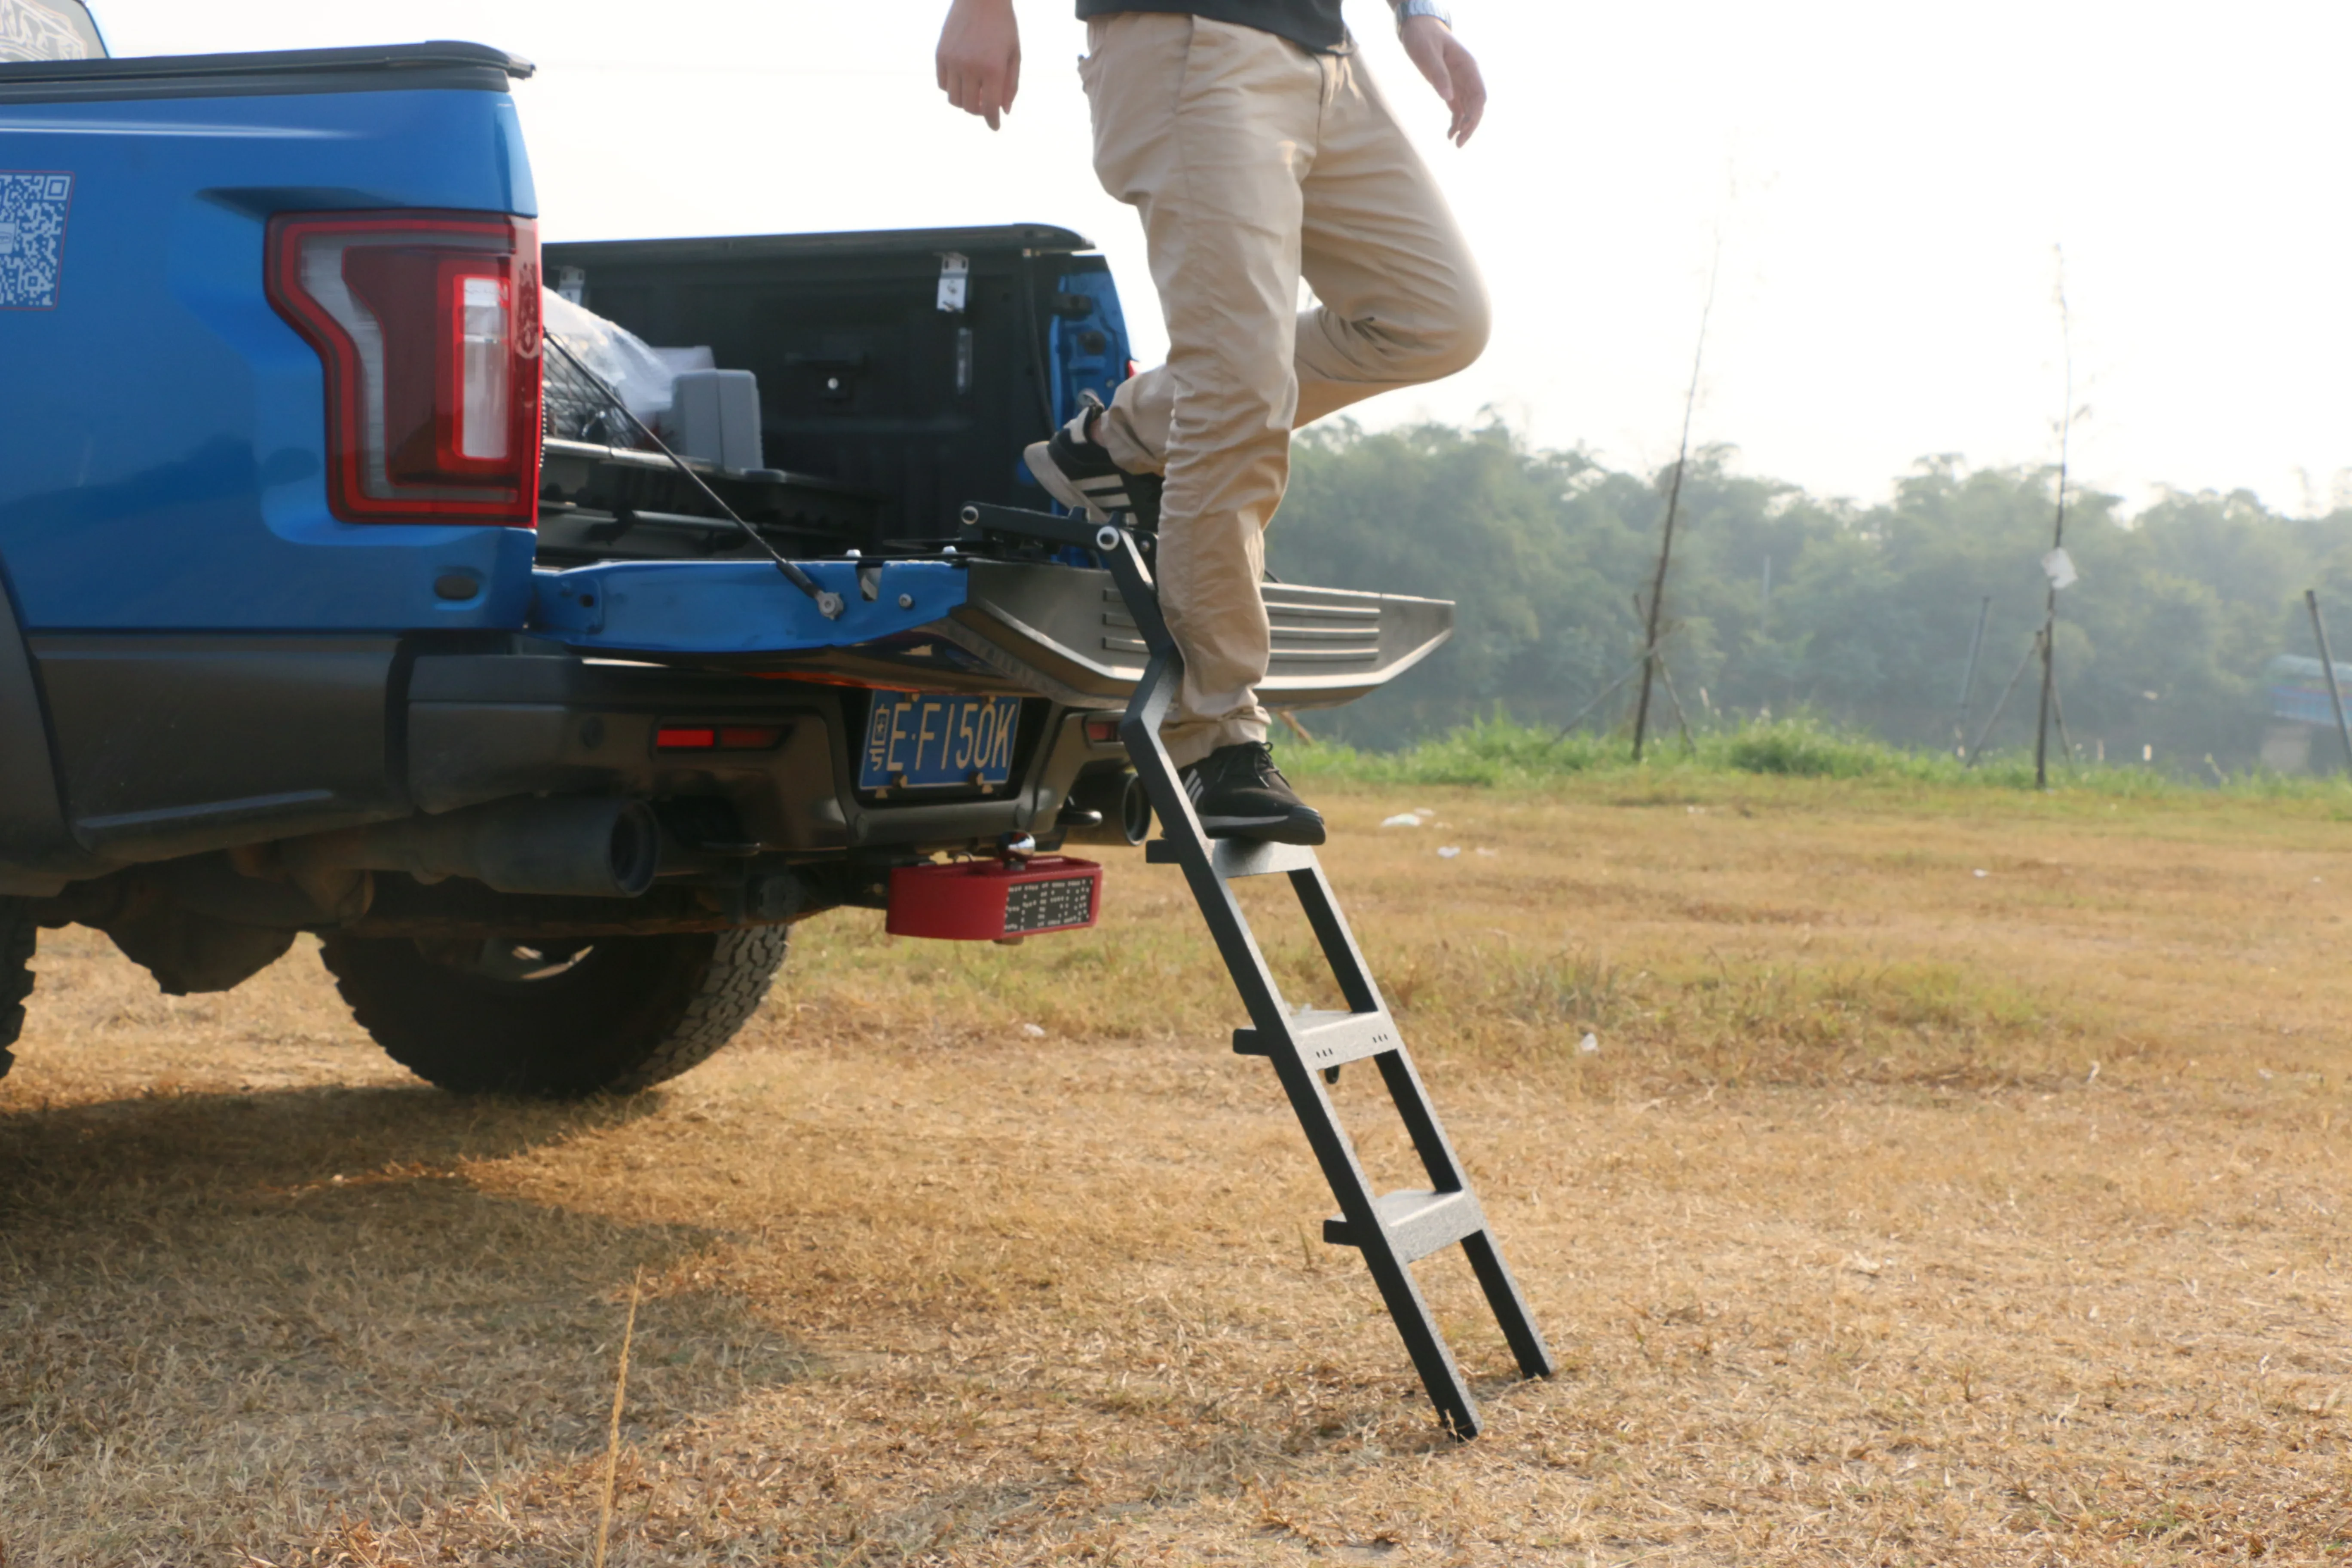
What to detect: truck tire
<box><xmin>318</xmin><ymin>927</ymin><xmax>788</xmax><ymax>1097</ymax></box>
<box><xmin>0</xmin><ymin>899</ymin><xmax>33</xmax><ymax>1081</ymax></box>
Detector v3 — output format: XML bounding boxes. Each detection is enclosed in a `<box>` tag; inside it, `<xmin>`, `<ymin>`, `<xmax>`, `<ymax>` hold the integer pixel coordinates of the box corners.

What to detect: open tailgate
<box><xmin>527</xmin><ymin>557</ymin><xmax>1450</xmax><ymax>710</ymax></box>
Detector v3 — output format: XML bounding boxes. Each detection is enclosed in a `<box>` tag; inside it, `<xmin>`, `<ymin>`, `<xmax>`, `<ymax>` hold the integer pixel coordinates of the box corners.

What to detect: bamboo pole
<box><xmin>2306</xmin><ymin>590</ymin><xmax>2352</xmax><ymax>774</ymax></box>
<box><xmin>1954</xmin><ymin>595</ymin><xmax>1991</xmax><ymax>759</ymax></box>
<box><xmin>2034</xmin><ymin>258</ymin><xmax>2076</xmax><ymax>791</ymax></box>
<box><xmin>1632</xmin><ymin>246</ymin><xmax>1719</xmax><ymax>762</ymax></box>
<box><xmin>1968</xmin><ymin>629</ymin><xmax>2043</xmax><ymax>768</ymax></box>
<box><xmin>1657</xmin><ymin>658</ymin><xmax>1699</xmax><ymax>756</ymax></box>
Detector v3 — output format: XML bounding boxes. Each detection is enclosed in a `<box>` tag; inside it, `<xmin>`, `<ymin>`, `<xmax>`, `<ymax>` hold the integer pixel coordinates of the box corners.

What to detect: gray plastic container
<box><xmin>667</xmin><ymin>368</ymin><xmax>763</xmax><ymax>471</ymax></box>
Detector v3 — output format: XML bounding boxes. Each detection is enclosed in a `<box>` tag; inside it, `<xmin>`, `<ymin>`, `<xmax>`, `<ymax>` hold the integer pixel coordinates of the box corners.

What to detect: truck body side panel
<box><xmin>0</xmin><ymin>86</ymin><xmax>536</xmax><ymax>634</ymax></box>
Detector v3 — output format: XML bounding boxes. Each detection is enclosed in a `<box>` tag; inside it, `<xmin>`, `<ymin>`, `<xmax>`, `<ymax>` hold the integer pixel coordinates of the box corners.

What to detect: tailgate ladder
<box><xmin>962</xmin><ymin>505</ymin><xmax>1553</xmax><ymax>1437</ymax></box>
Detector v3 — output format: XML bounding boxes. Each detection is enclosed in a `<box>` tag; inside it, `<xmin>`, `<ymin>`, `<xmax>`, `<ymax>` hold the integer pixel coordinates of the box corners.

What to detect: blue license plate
<box><xmin>859</xmin><ymin>692</ymin><xmax>1022</xmax><ymax>790</ymax></box>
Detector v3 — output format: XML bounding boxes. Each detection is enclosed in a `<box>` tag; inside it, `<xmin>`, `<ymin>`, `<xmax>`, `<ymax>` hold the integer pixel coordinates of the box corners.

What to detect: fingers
<box><xmin>1444</xmin><ymin>40</ymin><xmax>1486</xmax><ymax>145</ymax></box>
<box><xmin>941</xmin><ymin>62</ymin><xmax>1007</xmax><ymax>129</ymax></box>
<box><xmin>934</xmin><ymin>0</ymin><xmax>1019</xmax><ymax>131</ymax></box>
<box><xmin>1402</xmin><ymin>17</ymin><xmax>1485</xmax><ymax>146</ymax></box>
<box><xmin>943</xmin><ymin>68</ymin><xmax>983</xmax><ymax>126</ymax></box>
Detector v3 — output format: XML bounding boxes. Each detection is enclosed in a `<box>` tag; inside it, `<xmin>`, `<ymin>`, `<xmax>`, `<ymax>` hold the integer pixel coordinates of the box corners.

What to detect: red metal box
<box><xmin>885</xmin><ymin>855</ymin><xmax>1103</xmax><ymax>940</ymax></box>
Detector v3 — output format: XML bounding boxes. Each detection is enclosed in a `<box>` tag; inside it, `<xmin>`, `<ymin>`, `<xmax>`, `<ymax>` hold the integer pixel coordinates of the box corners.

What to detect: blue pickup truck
<box><xmin>0</xmin><ymin>28</ymin><xmax>1449</xmax><ymax>1096</ymax></box>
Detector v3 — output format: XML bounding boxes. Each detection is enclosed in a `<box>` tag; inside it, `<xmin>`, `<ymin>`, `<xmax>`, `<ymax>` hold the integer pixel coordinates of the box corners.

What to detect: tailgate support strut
<box><xmin>961</xmin><ymin>504</ymin><xmax>1554</xmax><ymax>1438</ymax></box>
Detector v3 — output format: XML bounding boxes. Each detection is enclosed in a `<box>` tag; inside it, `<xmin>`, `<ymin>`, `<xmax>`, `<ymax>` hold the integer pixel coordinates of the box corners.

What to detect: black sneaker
<box><xmin>1024</xmin><ymin>393</ymin><xmax>1162</xmax><ymax>530</ymax></box>
<box><xmin>1180</xmin><ymin>741</ymin><xmax>1326</xmax><ymax>844</ymax></box>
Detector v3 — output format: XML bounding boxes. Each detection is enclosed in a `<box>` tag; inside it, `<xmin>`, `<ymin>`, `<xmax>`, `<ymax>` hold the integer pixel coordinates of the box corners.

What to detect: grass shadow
<box><xmin>0</xmin><ymin>1082</ymin><xmax>809</xmax><ymax>1563</ymax></box>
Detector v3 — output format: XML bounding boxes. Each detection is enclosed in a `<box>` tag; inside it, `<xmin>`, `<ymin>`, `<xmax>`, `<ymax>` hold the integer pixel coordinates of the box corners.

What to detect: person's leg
<box><xmin>1091</xmin><ymin>355</ymin><xmax>1172</xmax><ymax>479</ymax></box>
<box><xmin>1077</xmin><ymin>15</ymin><xmax>1322</xmax><ymax>771</ymax></box>
<box><xmin>1105</xmin><ymin>46</ymin><xmax>1486</xmax><ymax>463</ymax></box>
<box><xmin>1290</xmin><ymin>43</ymin><xmax>1490</xmax><ymax>429</ymax></box>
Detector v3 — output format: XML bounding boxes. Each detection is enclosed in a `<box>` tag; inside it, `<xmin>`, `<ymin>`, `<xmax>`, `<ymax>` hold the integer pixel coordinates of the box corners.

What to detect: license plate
<box><xmin>859</xmin><ymin>692</ymin><xmax>1021</xmax><ymax>790</ymax></box>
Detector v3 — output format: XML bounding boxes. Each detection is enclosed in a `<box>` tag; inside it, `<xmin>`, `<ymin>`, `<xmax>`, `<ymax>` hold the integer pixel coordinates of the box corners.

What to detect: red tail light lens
<box><xmin>267</xmin><ymin>211</ymin><xmax>542</xmax><ymax>525</ymax></box>
<box><xmin>655</xmin><ymin>725</ymin><xmax>784</xmax><ymax>753</ymax></box>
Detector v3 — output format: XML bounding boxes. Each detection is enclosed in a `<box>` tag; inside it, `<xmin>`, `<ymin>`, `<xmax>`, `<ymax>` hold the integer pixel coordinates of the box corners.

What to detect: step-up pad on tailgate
<box><xmin>939</xmin><ymin>562</ymin><xmax>1452</xmax><ymax>710</ymax></box>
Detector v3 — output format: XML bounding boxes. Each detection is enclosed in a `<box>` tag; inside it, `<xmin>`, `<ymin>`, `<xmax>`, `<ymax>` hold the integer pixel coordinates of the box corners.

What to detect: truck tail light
<box><xmin>266</xmin><ymin>211</ymin><xmax>542</xmax><ymax>526</ymax></box>
<box><xmin>655</xmin><ymin>724</ymin><xmax>784</xmax><ymax>753</ymax></box>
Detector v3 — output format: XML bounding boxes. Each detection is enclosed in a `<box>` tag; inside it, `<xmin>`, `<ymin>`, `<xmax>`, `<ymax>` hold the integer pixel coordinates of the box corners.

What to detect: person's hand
<box><xmin>1399</xmin><ymin>14</ymin><xmax>1485</xmax><ymax>146</ymax></box>
<box><xmin>937</xmin><ymin>0</ymin><xmax>1022</xmax><ymax>130</ymax></box>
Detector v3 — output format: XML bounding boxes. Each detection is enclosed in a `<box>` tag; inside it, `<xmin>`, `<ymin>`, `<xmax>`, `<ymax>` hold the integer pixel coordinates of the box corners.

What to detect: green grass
<box><xmin>1277</xmin><ymin>712</ymin><xmax>2344</xmax><ymax>801</ymax></box>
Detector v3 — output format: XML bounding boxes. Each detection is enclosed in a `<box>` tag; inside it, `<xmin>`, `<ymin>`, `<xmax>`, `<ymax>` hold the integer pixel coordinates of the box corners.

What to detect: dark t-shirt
<box><xmin>1075</xmin><ymin>0</ymin><xmax>1349</xmax><ymax>55</ymax></box>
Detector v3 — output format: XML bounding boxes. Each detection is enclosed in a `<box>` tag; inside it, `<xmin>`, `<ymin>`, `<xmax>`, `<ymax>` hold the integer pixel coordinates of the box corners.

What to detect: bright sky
<box><xmin>92</xmin><ymin>0</ymin><xmax>2352</xmax><ymax>514</ymax></box>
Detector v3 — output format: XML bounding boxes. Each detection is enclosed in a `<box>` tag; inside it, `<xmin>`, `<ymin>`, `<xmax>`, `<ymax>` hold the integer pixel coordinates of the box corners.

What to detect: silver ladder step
<box><xmin>1232</xmin><ymin>1008</ymin><xmax>1403</xmax><ymax>1069</ymax></box>
<box><xmin>1324</xmin><ymin>1187</ymin><xmax>1488</xmax><ymax>1265</ymax></box>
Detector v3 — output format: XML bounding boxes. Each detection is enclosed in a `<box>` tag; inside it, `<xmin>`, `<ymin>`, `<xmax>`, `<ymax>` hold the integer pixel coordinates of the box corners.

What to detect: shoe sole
<box><xmin>1023</xmin><ymin>440</ymin><xmax>1112</xmax><ymax>523</ymax></box>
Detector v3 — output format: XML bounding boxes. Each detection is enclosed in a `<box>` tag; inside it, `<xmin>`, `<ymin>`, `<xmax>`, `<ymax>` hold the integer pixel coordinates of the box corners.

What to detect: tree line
<box><xmin>1267</xmin><ymin>420</ymin><xmax>2352</xmax><ymax>773</ymax></box>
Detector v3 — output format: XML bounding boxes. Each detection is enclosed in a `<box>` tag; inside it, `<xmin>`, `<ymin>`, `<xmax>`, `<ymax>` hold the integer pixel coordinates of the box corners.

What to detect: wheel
<box><xmin>0</xmin><ymin>898</ymin><xmax>34</xmax><ymax>1081</ymax></box>
<box><xmin>318</xmin><ymin>926</ymin><xmax>789</xmax><ymax>1097</ymax></box>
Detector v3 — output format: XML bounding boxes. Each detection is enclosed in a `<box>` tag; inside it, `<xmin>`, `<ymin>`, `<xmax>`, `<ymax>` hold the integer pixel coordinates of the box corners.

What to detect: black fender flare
<box><xmin>0</xmin><ymin>562</ymin><xmax>98</xmax><ymax>891</ymax></box>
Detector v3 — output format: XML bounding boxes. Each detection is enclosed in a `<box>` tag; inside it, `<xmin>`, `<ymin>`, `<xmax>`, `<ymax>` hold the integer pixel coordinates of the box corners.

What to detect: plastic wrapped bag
<box><xmin>0</xmin><ymin>0</ymin><xmax>107</xmax><ymax>64</ymax></box>
<box><xmin>541</xmin><ymin>288</ymin><xmax>714</xmax><ymax>444</ymax></box>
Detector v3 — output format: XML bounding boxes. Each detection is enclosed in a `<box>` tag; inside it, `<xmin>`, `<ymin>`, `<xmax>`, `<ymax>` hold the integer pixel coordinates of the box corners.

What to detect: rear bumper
<box><xmin>405</xmin><ymin>647</ymin><xmax>1120</xmax><ymax>857</ymax></box>
<box><xmin>7</xmin><ymin>555</ymin><xmax>1443</xmax><ymax>881</ymax></box>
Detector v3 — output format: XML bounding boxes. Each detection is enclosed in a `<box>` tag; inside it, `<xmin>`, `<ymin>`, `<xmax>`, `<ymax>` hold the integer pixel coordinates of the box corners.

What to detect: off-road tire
<box><xmin>318</xmin><ymin>926</ymin><xmax>789</xmax><ymax>1098</ymax></box>
<box><xmin>0</xmin><ymin>897</ymin><xmax>36</xmax><ymax>1081</ymax></box>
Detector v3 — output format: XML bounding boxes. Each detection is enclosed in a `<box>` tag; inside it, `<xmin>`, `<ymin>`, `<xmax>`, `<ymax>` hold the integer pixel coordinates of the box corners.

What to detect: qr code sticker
<box><xmin>0</xmin><ymin>171</ymin><xmax>74</xmax><ymax>310</ymax></box>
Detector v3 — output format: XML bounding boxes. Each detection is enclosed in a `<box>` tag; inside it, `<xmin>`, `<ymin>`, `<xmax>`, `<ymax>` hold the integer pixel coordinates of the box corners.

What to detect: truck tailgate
<box><xmin>527</xmin><ymin>558</ymin><xmax>1450</xmax><ymax>710</ymax></box>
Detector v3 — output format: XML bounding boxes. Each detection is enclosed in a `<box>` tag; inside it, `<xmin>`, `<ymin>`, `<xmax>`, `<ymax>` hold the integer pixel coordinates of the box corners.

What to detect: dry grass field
<box><xmin>3</xmin><ymin>775</ymin><xmax>2349</xmax><ymax>1566</ymax></box>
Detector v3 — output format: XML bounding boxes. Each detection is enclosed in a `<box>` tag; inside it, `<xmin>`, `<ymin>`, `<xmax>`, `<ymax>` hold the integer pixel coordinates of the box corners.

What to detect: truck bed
<box><xmin>527</xmin><ymin>224</ymin><xmax>1449</xmax><ymax>710</ymax></box>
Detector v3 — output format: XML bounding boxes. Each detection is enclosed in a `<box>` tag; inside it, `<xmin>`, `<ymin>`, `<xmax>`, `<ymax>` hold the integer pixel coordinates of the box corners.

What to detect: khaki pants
<box><xmin>1078</xmin><ymin>14</ymin><xmax>1489</xmax><ymax>767</ymax></box>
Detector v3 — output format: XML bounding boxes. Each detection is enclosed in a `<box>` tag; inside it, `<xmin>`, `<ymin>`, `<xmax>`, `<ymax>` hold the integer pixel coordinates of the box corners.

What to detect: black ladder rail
<box><xmin>959</xmin><ymin>503</ymin><xmax>1553</xmax><ymax>1437</ymax></box>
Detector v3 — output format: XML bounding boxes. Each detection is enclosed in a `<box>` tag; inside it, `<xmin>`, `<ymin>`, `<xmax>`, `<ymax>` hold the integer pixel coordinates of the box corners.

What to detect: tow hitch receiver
<box><xmin>886</xmin><ymin>855</ymin><xmax>1102</xmax><ymax>941</ymax></box>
